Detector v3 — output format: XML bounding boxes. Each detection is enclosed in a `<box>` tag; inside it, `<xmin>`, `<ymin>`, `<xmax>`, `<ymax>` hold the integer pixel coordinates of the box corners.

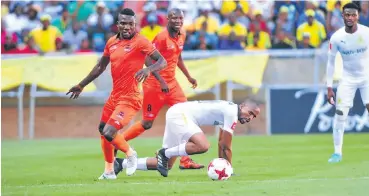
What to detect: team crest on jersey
<box><xmin>109</xmin><ymin>45</ymin><xmax>118</xmax><ymax>53</ymax></box>
<box><xmin>124</xmin><ymin>44</ymin><xmax>131</xmax><ymax>52</ymax></box>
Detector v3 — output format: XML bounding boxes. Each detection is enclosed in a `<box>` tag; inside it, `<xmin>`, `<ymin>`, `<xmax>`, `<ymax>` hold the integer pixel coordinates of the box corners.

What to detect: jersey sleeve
<box><xmin>326</xmin><ymin>34</ymin><xmax>339</xmax><ymax>87</ymax></box>
<box><xmin>103</xmin><ymin>38</ymin><xmax>112</xmax><ymax>57</ymax></box>
<box><xmin>222</xmin><ymin>106</ymin><xmax>238</xmax><ymax>135</ymax></box>
<box><xmin>140</xmin><ymin>36</ymin><xmax>157</xmax><ymax>56</ymax></box>
<box><xmin>152</xmin><ymin>35</ymin><xmax>164</xmax><ymax>51</ymax></box>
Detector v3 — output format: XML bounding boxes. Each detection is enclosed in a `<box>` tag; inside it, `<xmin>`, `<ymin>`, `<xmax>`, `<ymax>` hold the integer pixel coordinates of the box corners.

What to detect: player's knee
<box><xmin>366</xmin><ymin>104</ymin><xmax>369</xmax><ymax>112</ymax></box>
<box><xmin>102</xmin><ymin>126</ymin><xmax>118</xmax><ymax>142</ymax></box>
<box><xmin>98</xmin><ymin>122</ymin><xmax>106</xmax><ymax>135</ymax></box>
<box><xmin>141</xmin><ymin>120</ymin><xmax>153</xmax><ymax>130</ymax></box>
<box><xmin>197</xmin><ymin>141</ymin><xmax>210</xmax><ymax>153</ymax></box>
<box><xmin>335</xmin><ymin>108</ymin><xmax>349</xmax><ymax>120</ymax></box>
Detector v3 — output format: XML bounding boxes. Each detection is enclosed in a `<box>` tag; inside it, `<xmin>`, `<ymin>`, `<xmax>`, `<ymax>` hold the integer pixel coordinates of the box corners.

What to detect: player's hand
<box><xmin>327</xmin><ymin>87</ymin><xmax>335</xmax><ymax>105</ymax></box>
<box><xmin>160</xmin><ymin>82</ymin><xmax>169</xmax><ymax>93</ymax></box>
<box><xmin>66</xmin><ymin>85</ymin><xmax>83</xmax><ymax>99</ymax></box>
<box><xmin>188</xmin><ymin>77</ymin><xmax>197</xmax><ymax>89</ymax></box>
<box><xmin>135</xmin><ymin>68</ymin><xmax>150</xmax><ymax>83</ymax></box>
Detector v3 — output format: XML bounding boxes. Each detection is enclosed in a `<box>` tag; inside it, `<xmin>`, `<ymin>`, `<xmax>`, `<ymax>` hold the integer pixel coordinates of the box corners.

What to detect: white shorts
<box><xmin>162</xmin><ymin>106</ymin><xmax>202</xmax><ymax>148</ymax></box>
<box><xmin>336</xmin><ymin>79</ymin><xmax>369</xmax><ymax>108</ymax></box>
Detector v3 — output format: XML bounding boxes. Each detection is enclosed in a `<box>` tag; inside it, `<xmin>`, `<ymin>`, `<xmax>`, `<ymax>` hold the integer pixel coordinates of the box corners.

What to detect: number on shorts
<box><xmin>147</xmin><ymin>104</ymin><xmax>152</xmax><ymax>112</ymax></box>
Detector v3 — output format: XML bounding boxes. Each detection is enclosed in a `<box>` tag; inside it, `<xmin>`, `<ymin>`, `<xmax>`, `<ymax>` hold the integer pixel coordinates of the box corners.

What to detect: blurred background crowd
<box><xmin>1</xmin><ymin>0</ymin><xmax>367</xmax><ymax>54</ymax></box>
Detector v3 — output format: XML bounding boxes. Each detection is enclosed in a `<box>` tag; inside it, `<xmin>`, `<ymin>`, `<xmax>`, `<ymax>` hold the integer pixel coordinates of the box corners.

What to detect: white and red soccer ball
<box><xmin>207</xmin><ymin>158</ymin><xmax>233</xmax><ymax>181</ymax></box>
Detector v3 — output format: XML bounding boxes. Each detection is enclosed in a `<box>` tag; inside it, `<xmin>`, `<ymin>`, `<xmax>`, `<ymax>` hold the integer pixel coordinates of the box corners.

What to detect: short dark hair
<box><xmin>342</xmin><ymin>2</ymin><xmax>360</xmax><ymax>12</ymax></box>
<box><xmin>120</xmin><ymin>8</ymin><xmax>135</xmax><ymax>16</ymax></box>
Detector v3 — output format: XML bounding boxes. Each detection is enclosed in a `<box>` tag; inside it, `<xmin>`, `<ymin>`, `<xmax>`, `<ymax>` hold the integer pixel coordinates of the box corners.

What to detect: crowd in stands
<box><xmin>1</xmin><ymin>0</ymin><xmax>368</xmax><ymax>54</ymax></box>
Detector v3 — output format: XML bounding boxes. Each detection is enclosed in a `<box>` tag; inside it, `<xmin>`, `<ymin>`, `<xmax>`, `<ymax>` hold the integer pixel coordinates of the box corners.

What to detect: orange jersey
<box><xmin>144</xmin><ymin>29</ymin><xmax>186</xmax><ymax>87</ymax></box>
<box><xmin>103</xmin><ymin>33</ymin><xmax>156</xmax><ymax>98</ymax></box>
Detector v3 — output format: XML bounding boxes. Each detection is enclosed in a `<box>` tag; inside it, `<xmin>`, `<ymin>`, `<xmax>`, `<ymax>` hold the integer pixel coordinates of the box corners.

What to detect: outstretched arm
<box><xmin>79</xmin><ymin>56</ymin><xmax>110</xmax><ymax>87</ymax></box>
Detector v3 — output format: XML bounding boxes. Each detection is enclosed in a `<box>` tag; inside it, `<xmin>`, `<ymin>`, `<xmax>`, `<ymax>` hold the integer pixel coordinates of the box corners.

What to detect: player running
<box><xmin>118</xmin><ymin>8</ymin><xmax>204</xmax><ymax>170</ymax></box>
<box><xmin>67</xmin><ymin>8</ymin><xmax>167</xmax><ymax>179</ymax></box>
<box><xmin>326</xmin><ymin>3</ymin><xmax>369</xmax><ymax>163</ymax></box>
<box><xmin>115</xmin><ymin>100</ymin><xmax>260</xmax><ymax>177</ymax></box>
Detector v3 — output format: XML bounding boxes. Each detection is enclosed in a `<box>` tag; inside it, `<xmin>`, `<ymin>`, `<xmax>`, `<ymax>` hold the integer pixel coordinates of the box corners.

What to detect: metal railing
<box><xmin>1</xmin><ymin>84</ymin><xmax>25</xmax><ymax>140</ymax></box>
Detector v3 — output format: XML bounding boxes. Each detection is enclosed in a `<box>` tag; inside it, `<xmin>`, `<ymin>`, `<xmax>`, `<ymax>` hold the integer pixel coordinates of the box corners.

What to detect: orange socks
<box><xmin>111</xmin><ymin>133</ymin><xmax>130</xmax><ymax>154</ymax></box>
<box><xmin>100</xmin><ymin>135</ymin><xmax>114</xmax><ymax>163</ymax></box>
<box><xmin>123</xmin><ymin>122</ymin><xmax>146</xmax><ymax>141</ymax></box>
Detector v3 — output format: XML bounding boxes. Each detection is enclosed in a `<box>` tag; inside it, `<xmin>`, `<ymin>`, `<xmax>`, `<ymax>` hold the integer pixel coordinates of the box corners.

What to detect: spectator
<box><xmin>249</xmin><ymin>0</ymin><xmax>274</xmax><ymax>21</ymax></box>
<box><xmin>274</xmin><ymin>0</ymin><xmax>301</xmax><ymax>19</ymax></box>
<box><xmin>359</xmin><ymin>1</ymin><xmax>369</xmax><ymax>27</ymax></box>
<box><xmin>234</xmin><ymin>4</ymin><xmax>250</xmax><ymax>28</ymax></box>
<box><xmin>42</xmin><ymin>1</ymin><xmax>65</xmax><ymax>19</ymax></box>
<box><xmin>67</xmin><ymin>0</ymin><xmax>95</xmax><ymax>23</ymax></box>
<box><xmin>140</xmin><ymin>2</ymin><xmax>166</xmax><ymax>28</ymax></box>
<box><xmin>87</xmin><ymin>2</ymin><xmax>114</xmax><ymax>33</ymax></box>
<box><xmin>275</xmin><ymin>6</ymin><xmax>295</xmax><ymax>39</ymax></box>
<box><xmin>299</xmin><ymin>33</ymin><xmax>315</xmax><ymax>48</ymax></box>
<box><xmin>296</xmin><ymin>10</ymin><xmax>326</xmax><ymax>48</ymax></box>
<box><xmin>327</xmin><ymin>1</ymin><xmax>345</xmax><ymax>37</ymax></box>
<box><xmin>52</xmin><ymin>8</ymin><xmax>71</xmax><ymax>33</ymax></box>
<box><xmin>272</xmin><ymin>31</ymin><xmax>295</xmax><ymax>49</ymax></box>
<box><xmin>5</xmin><ymin>36</ymin><xmax>38</xmax><ymax>54</ymax></box>
<box><xmin>140</xmin><ymin>13</ymin><xmax>163</xmax><ymax>42</ymax></box>
<box><xmin>63</xmin><ymin>21</ymin><xmax>88</xmax><ymax>51</ymax></box>
<box><xmin>4</xmin><ymin>3</ymin><xmax>28</xmax><ymax>34</ymax></box>
<box><xmin>297</xmin><ymin>1</ymin><xmax>326</xmax><ymax>27</ymax></box>
<box><xmin>24</xmin><ymin>5</ymin><xmax>42</xmax><ymax>31</ymax></box>
<box><xmin>220</xmin><ymin>0</ymin><xmax>250</xmax><ymax>19</ymax></box>
<box><xmin>247</xmin><ymin>21</ymin><xmax>271</xmax><ymax>50</ymax></box>
<box><xmin>1</xmin><ymin>19</ymin><xmax>18</xmax><ymax>53</ymax></box>
<box><xmin>1</xmin><ymin>1</ymin><xmax>10</xmax><ymax>18</ymax></box>
<box><xmin>194</xmin><ymin>4</ymin><xmax>219</xmax><ymax>34</ymax></box>
<box><xmin>76</xmin><ymin>39</ymin><xmax>93</xmax><ymax>53</ymax></box>
<box><xmin>218</xmin><ymin>13</ymin><xmax>247</xmax><ymax>50</ymax></box>
<box><xmin>188</xmin><ymin>22</ymin><xmax>218</xmax><ymax>50</ymax></box>
<box><xmin>249</xmin><ymin>9</ymin><xmax>270</xmax><ymax>34</ymax></box>
<box><xmin>29</xmin><ymin>14</ymin><xmax>62</xmax><ymax>52</ymax></box>
<box><xmin>326</xmin><ymin>0</ymin><xmax>351</xmax><ymax>13</ymax></box>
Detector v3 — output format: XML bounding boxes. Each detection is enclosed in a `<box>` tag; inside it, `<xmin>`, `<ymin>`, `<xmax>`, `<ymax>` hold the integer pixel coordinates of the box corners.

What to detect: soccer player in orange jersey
<box><xmin>115</xmin><ymin>8</ymin><xmax>204</xmax><ymax>171</ymax></box>
<box><xmin>67</xmin><ymin>8</ymin><xmax>167</xmax><ymax>180</ymax></box>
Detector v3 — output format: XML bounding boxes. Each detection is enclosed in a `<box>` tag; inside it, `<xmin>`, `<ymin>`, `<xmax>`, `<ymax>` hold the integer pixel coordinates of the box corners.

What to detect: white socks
<box><xmin>164</xmin><ymin>143</ymin><xmax>188</xmax><ymax>158</ymax></box>
<box><xmin>333</xmin><ymin>113</ymin><xmax>346</xmax><ymax>155</ymax></box>
<box><xmin>123</xmin><ymin>158</ymin><xmax>148</xmax><ymax>171</ymax></box>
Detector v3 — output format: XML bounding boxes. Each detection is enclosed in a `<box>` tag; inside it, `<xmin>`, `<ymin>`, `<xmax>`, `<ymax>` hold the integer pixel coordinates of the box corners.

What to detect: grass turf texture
<box><xmin>2</xmin><ymin>134</ymin><xmax>369</xmax><ymax>196</ymax></box>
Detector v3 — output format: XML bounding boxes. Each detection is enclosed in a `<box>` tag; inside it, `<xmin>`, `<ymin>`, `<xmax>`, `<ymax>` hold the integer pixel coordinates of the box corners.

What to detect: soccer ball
<box><xmin>207</xmin><ymin>158</ymin><xmax>233</xmax><ymax>181</ymax></box>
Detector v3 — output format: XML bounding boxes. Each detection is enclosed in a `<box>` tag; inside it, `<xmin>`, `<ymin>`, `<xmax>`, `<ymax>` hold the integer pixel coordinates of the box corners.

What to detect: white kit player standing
<box><xmin>326</xmin><ymin>3</ymin><xmax>369</xmax><ymax>163</ymax></box>
<box><xmin>114</xmin><ymin>100</ymin><xmax>260</xmax><ymax>177</ymax></box>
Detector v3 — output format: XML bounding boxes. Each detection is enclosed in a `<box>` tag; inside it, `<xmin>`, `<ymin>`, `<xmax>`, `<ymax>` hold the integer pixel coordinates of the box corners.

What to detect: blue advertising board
<box><xmin>268</xmin><ymin>87</ymin><xmax>369</xmax><ymax>134</ymax></box>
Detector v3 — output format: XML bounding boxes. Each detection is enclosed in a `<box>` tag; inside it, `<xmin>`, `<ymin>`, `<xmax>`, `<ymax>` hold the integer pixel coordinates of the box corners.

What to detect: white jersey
<box><xmin>326</xmin><ymin>24</ymin><xmax>369</xmax><ymax>87</ymax></box>
<box><xmin>172</xmin><ymin>100</ymin><xmax>239</xmax><ymax>134</ymax></box>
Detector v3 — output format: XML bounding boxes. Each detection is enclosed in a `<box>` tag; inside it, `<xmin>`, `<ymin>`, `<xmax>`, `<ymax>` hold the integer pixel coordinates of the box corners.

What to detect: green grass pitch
<box><xmin>2</xmin><ymin>134</ymin><xmax>369</xmax><ymax>196</ymax></box>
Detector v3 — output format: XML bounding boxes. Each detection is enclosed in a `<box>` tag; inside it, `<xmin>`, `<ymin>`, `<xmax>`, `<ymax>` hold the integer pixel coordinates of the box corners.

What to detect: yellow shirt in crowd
<box><xmin>247</xmin><ymin>31</ymin><xmax>271</xmax><ymax>49</ymax></box>
<box><xmin>297</xmin><ymin>21</ymin><xmax>326</xmax><ymax>48</ymax></box>
<box><xmin>218</xmin><ymin>22</ymin><xmax>247</xmax><ymax>37</ymax></box>
<box><xmin>326</xmin><ymin>0</ymin><xmax>351</xmax><ymax>12</ymax></box>
<box><xmin>194</xmin><ymin>16</ymin><xmax>219</xmax><ymax>34</ymax></box>
<box><xmin>30</xmin><ymin>26</ymin><xmax>62</xmax><ymax>52</ymax></box>
<box><xmin>221</xmin><ymin>0</ymin><xmax>249</xmax><ymax>15</ymax></box>
<box><xmin>140</xmin><ymin>25</ymin><xmax>163</xmax><ymax>41</ymax></box>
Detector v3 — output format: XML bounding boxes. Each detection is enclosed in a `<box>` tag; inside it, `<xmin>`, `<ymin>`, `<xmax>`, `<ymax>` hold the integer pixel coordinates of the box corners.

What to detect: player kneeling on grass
<box><xmin>114</xmin><ymin>100</ymin><xmax>260</xmax><ymax>177</ymax></box>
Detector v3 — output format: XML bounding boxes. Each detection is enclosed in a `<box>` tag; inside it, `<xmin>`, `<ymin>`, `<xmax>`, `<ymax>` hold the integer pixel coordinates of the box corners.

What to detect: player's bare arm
<box><xmin>66</xmin><ymin>56</ymin><xmax>110</xmax><ymax>99</ymax></box>
<box><xmin>326</xmin><ymin>36</ymin><xmax>337</xmax><ymax>105</ymax></box>
<box><xmin>145</xmin><ymin>55</ymin><xmax>169</xmax><ymax>93</ymax></box>
<box><xmin>135</xmin><ymin>50</ymin><xmax>167</xmax><ymax>82</ymax></box>
<box><xmin>218</xmin><ymin>129</ymin><xmax>233</xmax><ymax>165</ymax></box>
<box><xmin>177</xmin><ymin>54</ymin><xmax>197</xmax><ymax>88</ymax></box>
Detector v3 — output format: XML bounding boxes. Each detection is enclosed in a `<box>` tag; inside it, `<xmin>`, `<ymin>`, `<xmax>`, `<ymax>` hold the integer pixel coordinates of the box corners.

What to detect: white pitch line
<box><xmin>5</xmin><ymin>177</ymin><xmax>369</xmax><ymax>189</ymax></box>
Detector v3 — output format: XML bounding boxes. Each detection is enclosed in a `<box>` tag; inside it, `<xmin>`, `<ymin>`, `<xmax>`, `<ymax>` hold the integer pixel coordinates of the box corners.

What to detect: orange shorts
<box><xmin>100</xmin><ymin>94</ymin><xmax>142</xmax><ymax>130</ymax></box>
<box><xmin>142</xmin><ymin>81</ymin><xmax>187</xmax><ymax>121</ymax></box>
